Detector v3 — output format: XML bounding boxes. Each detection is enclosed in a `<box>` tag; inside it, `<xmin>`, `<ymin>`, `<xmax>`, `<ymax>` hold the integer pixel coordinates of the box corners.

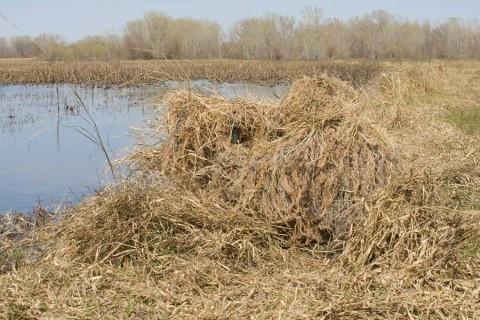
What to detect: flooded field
<box><xmin>0</xmin><ymin>81</ymin><xmax>289</xmax><ymax>213</ymax></box>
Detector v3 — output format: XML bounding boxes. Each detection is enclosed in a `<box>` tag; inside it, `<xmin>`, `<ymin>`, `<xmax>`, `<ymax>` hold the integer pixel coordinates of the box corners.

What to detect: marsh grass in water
<box><xmin>0</xmin><ymin>59</ymin><xmax>384</xmax><ymax>86</ymax></box>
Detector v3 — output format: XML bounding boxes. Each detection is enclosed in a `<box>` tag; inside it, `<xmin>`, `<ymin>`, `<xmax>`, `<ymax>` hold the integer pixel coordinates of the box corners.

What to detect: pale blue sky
<box><xmin>1</xmin><ymin>0</ymin><xmax>478</xmax><ymax>40</ymax></box>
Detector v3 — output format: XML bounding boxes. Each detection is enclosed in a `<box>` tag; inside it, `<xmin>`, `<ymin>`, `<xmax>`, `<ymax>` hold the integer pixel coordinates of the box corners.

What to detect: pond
<box><xmin>0</xmin><ymin>81</ymin><xmax>289</xmax><ymax>213</ymax></box>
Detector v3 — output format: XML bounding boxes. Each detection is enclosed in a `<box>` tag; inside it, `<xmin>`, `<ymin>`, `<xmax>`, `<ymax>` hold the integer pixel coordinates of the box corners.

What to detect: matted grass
<box><xmin>447</xmin><ymin>106</ymin><xmax>480</xmax><ymax>135</ymax></box>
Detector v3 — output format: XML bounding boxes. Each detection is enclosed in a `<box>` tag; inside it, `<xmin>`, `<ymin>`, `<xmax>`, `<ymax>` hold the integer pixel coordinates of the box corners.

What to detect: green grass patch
<box><xmin>447</xmin><ymin>106</ymin><xmax>480</xmax><ymax>135</ymax></box>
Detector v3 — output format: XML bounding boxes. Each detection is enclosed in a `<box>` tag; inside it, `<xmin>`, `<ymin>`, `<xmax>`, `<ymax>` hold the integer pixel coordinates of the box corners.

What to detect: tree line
<box><xmin>1</xmin><ymin>8</ymin><xmax>480</xmax><ymax>61</ymax></box>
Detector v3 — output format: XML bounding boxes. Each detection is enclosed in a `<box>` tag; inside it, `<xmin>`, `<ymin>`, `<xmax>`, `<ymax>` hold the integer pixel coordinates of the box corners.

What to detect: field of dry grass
<box><xmin>1</xmin><ymin>61</ymin><xmax>480</xmax><ymax>319</ymax></box>
<box><xmin>0</xmin><ymin>59</ymin><xmax>384</xmax><ymax>86</ymax></box>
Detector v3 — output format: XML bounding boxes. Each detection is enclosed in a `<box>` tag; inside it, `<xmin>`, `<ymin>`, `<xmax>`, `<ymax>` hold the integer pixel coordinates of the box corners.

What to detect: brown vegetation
<box><xmin>0</xmin><ymin>59</ymin><xmax>383</xmax><ymax>85</ymax></box>
<box><xmin>130</xmin><ymin>76</ymin><xmax>398</xmax><ymax>245</ymax></box>
<box><xmin>1</xmin><ymin>62</ymin><xmax>480</xmax><ymax>319</ymax></box>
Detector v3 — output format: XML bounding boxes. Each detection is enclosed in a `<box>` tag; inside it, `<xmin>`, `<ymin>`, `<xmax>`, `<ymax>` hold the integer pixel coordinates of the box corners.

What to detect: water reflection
<box><xmin>0</xmin><ymin>84</ymin><xmax>158</xmax><ymax>213</ymax></box>
<box><xmin>0</xmin><ymin>81</ymin><xmax>289</xmax><ymax>213</ymax></box>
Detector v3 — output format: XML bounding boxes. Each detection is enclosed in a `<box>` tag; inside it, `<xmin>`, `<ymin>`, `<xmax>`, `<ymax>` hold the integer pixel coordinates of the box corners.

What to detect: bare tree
<box><xmin>2</xmin><ymin>7</ymin><xmax>480</xmax><ymax>61</ymax></box>
<box><xmin>10</xmin><ymin>36</ymin><xmax>35</xmax><ymax>58</ymax></box>
<box><xmin>124</xmin><ymin>19</ymin><xmax>153</xmax><ymax>59</ymax></box>
<box><xmin>0</xmin><ymin>37</ymin><xmax>13</xmax><ymax>58</ymax></box>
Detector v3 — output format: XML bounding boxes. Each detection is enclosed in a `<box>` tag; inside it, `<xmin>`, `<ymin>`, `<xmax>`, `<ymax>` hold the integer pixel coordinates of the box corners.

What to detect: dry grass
<box><xmin>447</xmin><ymin>106</ymin><xmax>480</xmax><ymax>136</ymax></box>
<box><xmin>0</xmin><ymin>59</ymin><xmax>383</xmax><ymax>86</ymax></box>
<box><xmin>129</xmin><ymin>75</ymin><xmax>398</xmax><ymax>245</ymax></box>
<box><xmin>1</xmin><ymin>61</ymin><xmax>480</xmax><ymax>319</ymax></box>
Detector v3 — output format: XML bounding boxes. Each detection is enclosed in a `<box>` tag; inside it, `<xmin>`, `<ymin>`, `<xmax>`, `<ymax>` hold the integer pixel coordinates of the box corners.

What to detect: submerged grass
<box><xmin>1</xmin><ymin>61</ymin><xmax>480</xmax><ymax>319</ymax></box>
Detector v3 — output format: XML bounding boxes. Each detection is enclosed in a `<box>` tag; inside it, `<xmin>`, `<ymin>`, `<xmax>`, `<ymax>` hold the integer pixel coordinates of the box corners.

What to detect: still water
<box><xmin>0</xmin><ymin>81</ymin><xmax>289</xmax><ymax>213</ymax></box>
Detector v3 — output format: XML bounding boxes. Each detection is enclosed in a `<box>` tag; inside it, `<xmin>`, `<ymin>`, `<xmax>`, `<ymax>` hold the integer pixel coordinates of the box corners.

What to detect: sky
<box><xmin>1</xmin><ymin>0</ymin><xmax>479</xmax><ymax>41</ymax></box>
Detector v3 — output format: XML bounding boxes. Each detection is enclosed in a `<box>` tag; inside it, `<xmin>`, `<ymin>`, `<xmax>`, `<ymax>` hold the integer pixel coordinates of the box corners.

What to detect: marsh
<box><xmin>0</xmin><ymin>81</ymin><xmax>289</xmax><ymax>212</ymax></box>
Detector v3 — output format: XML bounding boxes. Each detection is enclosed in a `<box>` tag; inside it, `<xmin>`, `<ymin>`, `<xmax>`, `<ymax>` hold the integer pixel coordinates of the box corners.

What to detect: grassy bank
<box><xmin>1</xmin><ymin>61</ymin><xmax>480</xmax><ymax>319</ymax></box>
<box><xmin>0</xmin><ymin>59</ymin><xmax>384</xmax><ymax>86</ymax></box>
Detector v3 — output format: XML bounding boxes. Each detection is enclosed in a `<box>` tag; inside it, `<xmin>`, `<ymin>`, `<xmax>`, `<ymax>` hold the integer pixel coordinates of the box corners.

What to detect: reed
<box><xmin>0</xmin><ymin>59</ymin><xmax>383</xmax><ymax>86</ymax></box>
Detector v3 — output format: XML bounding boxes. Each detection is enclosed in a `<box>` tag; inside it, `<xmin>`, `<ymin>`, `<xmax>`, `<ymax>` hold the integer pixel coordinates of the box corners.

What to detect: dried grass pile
<box><xmin>55</xmin><ymin>180</ymin><xmax>282</xmax><ymax>267</ymax></box>
<box><xmin>360</xmin><ymin>63</ymin><xmax>452</xmax><ymax>129</ymax></box>
<box><xmin>342</xmin><ymin>170</ymin><xmax>463</xmax><ymax>266</ymax></box>
<box><xmin>129</xmin><ymin>75</ymin><xmax>398</xmax><ymax>245</ymax></box>
<box><xmin>0</xmin><ymin>211</ymin><xmax>51</xmax><ymax>273</ymax></box>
